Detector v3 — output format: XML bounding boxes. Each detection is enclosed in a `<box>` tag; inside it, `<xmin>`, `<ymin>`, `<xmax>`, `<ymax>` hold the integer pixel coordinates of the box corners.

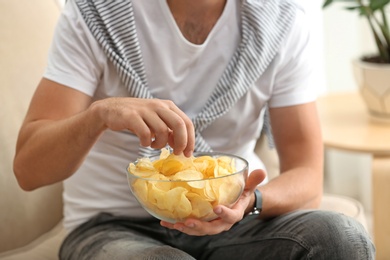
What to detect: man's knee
<box><xmin>93</xmin><ymin>241</ymin><xmax>195</xmax><ymax>260</ymax></box>
<box><xmin>300</xmin><ymin>210</ymin><xmax>375</xmax><ymax>259</ymax></box>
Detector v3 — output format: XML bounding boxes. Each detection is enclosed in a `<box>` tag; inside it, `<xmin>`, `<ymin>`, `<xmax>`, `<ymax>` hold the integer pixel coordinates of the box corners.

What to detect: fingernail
<box><xmin>187</xmin><ymin>223</ymin><xmax>195</xmax><ymax>228</ymax></box>
<box><xmin>214</xmin><ymin>207</ymin><xmax>222</xmax><ymax>214</ymax></box>
<box><xmin>186</xmin><ymin>223</ymin><xmax>195</xmax><ymax>228</ymax></box>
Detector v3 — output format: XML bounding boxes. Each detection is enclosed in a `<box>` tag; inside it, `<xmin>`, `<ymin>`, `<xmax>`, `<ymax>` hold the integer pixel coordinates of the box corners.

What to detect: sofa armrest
<box><xmin>254</xmin><ymin>133</ymin><xmax>369</xmax><ymax>231</ymax></box>
<box><xmin>0</xmin><ymin>221</ymin><xmax>66</xmax><ymax>260</ymax></box>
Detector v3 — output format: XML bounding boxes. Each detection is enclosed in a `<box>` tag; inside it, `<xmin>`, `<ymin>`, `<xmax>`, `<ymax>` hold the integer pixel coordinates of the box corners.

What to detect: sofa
<box><xmin>0</xmin><ymin>0</ymin><xmax>64</xmax><ymax>259</ymax></box>
<box><xmin>0</xmin><ymin>0</ymin><xmax>368</xmax><ymax>259</ymax></box>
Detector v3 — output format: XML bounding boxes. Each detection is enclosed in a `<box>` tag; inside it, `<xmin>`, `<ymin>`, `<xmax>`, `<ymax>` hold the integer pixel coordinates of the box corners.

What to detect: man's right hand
<box><xmin>91</xmin><ymin>97</ymin><xmax>195</xmax><ymax>157</ymax></box>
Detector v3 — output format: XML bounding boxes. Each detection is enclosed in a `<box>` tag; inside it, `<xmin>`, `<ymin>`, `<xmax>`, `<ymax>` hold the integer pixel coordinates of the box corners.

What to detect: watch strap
<box><xmin>239</xmin><ymin>189</ymin><xmax>262</xmax><ymax>224</ymax></box>
<box><xmin>255</xmin><ymin>189</ymin><xmax>263</xmax><ymax>212</ymax></box>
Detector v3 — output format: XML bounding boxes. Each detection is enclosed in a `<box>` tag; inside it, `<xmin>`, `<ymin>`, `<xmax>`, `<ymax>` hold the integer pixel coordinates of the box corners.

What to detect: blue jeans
<box><xmin>59</xmin><ymin>210</ymin><xmax>375</xmax><ymax>259</ymax></box>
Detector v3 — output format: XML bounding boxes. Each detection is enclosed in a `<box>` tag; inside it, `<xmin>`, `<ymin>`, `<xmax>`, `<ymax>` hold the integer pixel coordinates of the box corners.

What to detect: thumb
<box><xmin>245</xmin><ymin>169</ymin><xmax>266</xmax><ymax>191</ymax></box>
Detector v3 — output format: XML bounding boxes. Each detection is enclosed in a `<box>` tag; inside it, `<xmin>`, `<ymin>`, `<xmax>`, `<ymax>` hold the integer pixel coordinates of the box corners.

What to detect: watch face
<box><xmin>239</xmin><ymin>210</ymin><xmax>259</xmax><ymax>224</ymax></box>
<box><xmin>248</xmin><ymin>208</ymin><xmax>261</xmax><ymax>216</ymax></box>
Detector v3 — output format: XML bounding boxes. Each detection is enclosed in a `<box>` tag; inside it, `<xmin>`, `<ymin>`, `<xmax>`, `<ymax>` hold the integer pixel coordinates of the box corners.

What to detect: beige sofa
<box><xmin>0</xmin><ymin>0</ymin><xmax>368</xmax><ymax>259</ymax></box>
<box><xmin>0</xmin><ymin>0</ymin><xmax>65</xmax><ymax>259</ymax></box>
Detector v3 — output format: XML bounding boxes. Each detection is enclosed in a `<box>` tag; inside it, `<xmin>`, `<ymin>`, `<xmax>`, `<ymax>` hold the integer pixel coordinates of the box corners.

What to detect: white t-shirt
<box><xmin>44</xmin><ymin>0</ymin><xmax>318</xmax><ymax>231</ymax></box>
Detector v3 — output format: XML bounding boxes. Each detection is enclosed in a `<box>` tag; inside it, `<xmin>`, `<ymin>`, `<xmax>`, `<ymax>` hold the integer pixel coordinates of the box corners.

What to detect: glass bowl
<box><xmin>126</xmin><ymin>152</ymin><xmax>248</xmax><ymax>223</ymax></box>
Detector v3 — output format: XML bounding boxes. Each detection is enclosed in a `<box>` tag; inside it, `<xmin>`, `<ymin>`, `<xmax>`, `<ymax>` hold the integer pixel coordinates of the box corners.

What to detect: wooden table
<box><xmin>317</xmin><ymin>92</ymin><xmax>390</xmax><ymax>260</ymax></box>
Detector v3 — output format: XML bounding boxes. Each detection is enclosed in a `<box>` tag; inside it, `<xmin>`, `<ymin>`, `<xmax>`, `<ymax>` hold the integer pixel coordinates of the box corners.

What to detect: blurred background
<box><xmin>301</xmin><ymin>0</ymin><xmax>375</xmax><ymax>234</ymax></box>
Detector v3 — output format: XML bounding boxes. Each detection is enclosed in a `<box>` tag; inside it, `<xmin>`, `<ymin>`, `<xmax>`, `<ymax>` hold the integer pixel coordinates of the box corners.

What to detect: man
<box><xmin>14</xmin><ymin>0</ymin><xmax>375</xmax><ymax>259</ymax></box>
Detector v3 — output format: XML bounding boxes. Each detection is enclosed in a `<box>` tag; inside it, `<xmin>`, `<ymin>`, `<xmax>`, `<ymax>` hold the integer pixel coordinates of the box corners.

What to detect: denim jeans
<box><xmin>59</xmin><ymin>210</ymin><xmax>375</xmax><ymax>260</ymax></box>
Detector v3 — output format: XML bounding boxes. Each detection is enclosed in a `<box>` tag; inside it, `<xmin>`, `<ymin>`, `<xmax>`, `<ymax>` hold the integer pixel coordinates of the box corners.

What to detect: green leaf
<box><xmin>322</xmin><ymin>0</ymin><xmax>334</xmax><ymax>8</ymax></box>
<box><xmin>323</xmin><ymin>0</ymin><xmax>364</xmax><ymax>9</ymax></box>
<box><xmin>322</xmin><ymin>0</ymin><xmax>355</xmax><ymax>8</ymax></box>
<box><xmin>369</xmin><ymin>0</ymin><xmax>390</xmax><ymax>11</ymax></box>
<box><xmin>345</xmin><ymin>5</ymin><xmax>363</xmax><ymax>11</ymax></box>
<box><xmin>381</xmin><ymin>8</ymin><xmax>389</xmax><ymax>33</ymax></box>
<box><xmin>358</xmin><ymin>6</ymin><xmax>370</xmax><ymax>16</ymax></box>
<box><xmin>344</xmin><ymin>5</ymin><xmax>370</xmax><ymax>16</ymax></box>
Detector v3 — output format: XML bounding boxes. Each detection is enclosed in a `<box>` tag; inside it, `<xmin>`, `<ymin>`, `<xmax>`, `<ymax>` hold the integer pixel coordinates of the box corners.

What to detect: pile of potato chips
<box><xmin>127</xmin><ymin>148</ymin><xmax>246</xmax><ymax>222</ymax></box>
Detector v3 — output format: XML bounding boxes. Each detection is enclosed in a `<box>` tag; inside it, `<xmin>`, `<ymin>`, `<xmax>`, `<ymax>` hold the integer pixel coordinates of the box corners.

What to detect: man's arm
<box><xmin>14</xmin><ymin>78</ymin><xmax>195</xmax><ymax>191</ymax></box>
<box><xmin>13</xmin><ymin>78</ymin><xmax>104</xmax><ymax>190</ymax></box>
<box><xmin>258</xmin><ymin>101</ymin><xmax>324</xmax><ymax>218</ymax></box>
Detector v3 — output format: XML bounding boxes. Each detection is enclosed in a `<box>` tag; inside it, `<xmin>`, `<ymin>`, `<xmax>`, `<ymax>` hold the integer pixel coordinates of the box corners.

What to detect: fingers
<box><xmin>98</xmin><ymin>98</ymin><xmax>195</xmax><ymax>155</ymax></box>
<box><xmin>161</xmin><ymin>101</ymin><xmax>195</xmax><ymax>156</ymax></box>
<box><xmin>154</xmin><ymin>107</ymin><xmax>194</xmax><ymax>156</ymax></box>
<box><xmin>142</xmin><ymin>113</ymin><xmax>170</xmax><ymax>149</ymax></box>
<box><xmin>160</xmin><ymin>217</ymin><xmax>234</xmax><ymax>236</ymax></box>
<box><xmin>124</xmin><ymin>113</ymin><xmax>154</xmax><ymax>147</ymax></box>
<box><xmin>246</xmin><ymin>169</ymin><xmax>266</xmax><ymax>191</ymax></box>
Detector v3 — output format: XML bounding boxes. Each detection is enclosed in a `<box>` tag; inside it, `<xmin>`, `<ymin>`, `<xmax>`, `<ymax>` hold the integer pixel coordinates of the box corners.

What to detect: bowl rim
<box><xmin>126</xmin><ymin>152</ymin><xmax>249</xmax><ymax>182</ymax></box>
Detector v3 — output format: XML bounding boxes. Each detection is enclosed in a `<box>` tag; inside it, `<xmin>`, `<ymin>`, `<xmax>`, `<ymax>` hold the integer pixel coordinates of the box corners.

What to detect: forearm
<box><xmin>257</xmin><ymin>166</ymin><xmax>323</xmax><ymax>219</ymax></box>
<box><xmin>14</xmin><ymin>105</ymin><xmax>105</xmax><ymax>191</ymax></box>
<box><xmin>256</xmin><ymin>102</ymin><xmax>324</xmax><ymax>218</ymax></box>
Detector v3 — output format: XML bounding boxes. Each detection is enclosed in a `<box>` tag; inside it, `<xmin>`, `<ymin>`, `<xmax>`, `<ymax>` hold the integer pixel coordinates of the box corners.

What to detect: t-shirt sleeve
<box><xmin>43</xmin><ymin>0</ymin><xmax>105</xmax><ymax>97</ymax></box>
<box><xmin>267</xmin><ymin>6</ymin><xmax>320</xmax><ymax>108</ymax></box>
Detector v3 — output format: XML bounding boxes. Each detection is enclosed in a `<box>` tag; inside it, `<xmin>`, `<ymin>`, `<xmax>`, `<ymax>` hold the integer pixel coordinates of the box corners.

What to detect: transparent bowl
<box><xmin>126</xmin><ymin>152</ymin><xmax>248</xmax><ymax>223</ymax></box>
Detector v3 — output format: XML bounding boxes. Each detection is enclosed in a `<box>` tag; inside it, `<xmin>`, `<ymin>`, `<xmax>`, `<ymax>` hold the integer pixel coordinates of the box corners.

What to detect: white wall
<box><xmin>323</xmin><ymin>2</ymin><xmax>377</xmax><ymax>93</ymax></box>
<box><xmin>56</xmin><ymin>0</ymin><xmax>65</xmax><ymax>7</ymax></box>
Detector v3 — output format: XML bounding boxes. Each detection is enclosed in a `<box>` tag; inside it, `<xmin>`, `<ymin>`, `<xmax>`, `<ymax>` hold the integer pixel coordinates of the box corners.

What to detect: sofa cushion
<box><xmin>320</xmin><ymin>193</ymin><xmax>368</xmax><ymax>231</ymax></box>
<box><xmin>0</xmin><ymin>222</ymin><xmax>66</xmax><ymax>260</ymax></box>
<box><xmin>0</xmin><ymin>0</ymin><xmax>63</xmax><ymax>253</ymax></box>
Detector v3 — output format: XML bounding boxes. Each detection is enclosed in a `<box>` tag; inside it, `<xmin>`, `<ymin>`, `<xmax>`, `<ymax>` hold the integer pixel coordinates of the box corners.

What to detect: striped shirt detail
<box><xmin>75</xmin><ymin>0</ymin><xmax>297</xmax><ymax>157</ymax></box>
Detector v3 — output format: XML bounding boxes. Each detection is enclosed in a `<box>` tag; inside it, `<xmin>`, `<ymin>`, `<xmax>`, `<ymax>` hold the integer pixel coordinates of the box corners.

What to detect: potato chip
<box><xmin>157</xmin><ymin>153</ymin><xmax>190</xmax><ymax>175</ymax></box>
<box><xmin>159</xmin><ymin>148</ymin><xmax>171</xmax><ymax>160</ymax></box>
<box><xmin>172</xmin><ymin>170</ymin><xmax>205</xmax><ymax>189</ymax></box>
<box><xmin>217</xmin><ymin>178</ymin><xmax>243</xmax><ymax>206</ymax></box>
<box><xmin>149</xmin><ymin>174</ymin><xmax>171</xmax><ymax>190</ymax></box>
<box><xmin>128</xmin><ymin>158</ymin><xmax>158</xmax><ymax>178</ymax></box>
<box><xmin>164</xmin><ymin>187</ymin><xmax>192</xmax><ymax>218</ymax></box>
<box><xmin>161</xmin><ymin>157</ymin><xmax>184</xmax><ymax>176</ymax></box>
<box><xmin>128</xmin><ymin>149</ymin><xmax>247</xmax><ymax>223</ymax></box>
<box><xmin>132</xmin><ymin>179</ymin><xmax>148</xmax><ymax>203</ymax></box>
<box><xmin>194</xmin><ymin>156</ymin><xmax>217</xmax><ymax>178</ymax></box>
<box><xmin>201</xmin><ymin>180</ymin><xmax>217</xmax><ymax>201</ymax></box>
<box><xmin>148</xmin><ymin>185</ymin><xmax>167</xmax><ymax>210</ymax></box>
<box><xmin>186</xmin><ymin>193</ymin><xmax>214</xmax><ymax>218</ymax></box>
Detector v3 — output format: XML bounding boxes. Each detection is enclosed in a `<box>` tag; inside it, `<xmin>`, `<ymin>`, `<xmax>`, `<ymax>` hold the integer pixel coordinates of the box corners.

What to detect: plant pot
<box><xmin>352</xmin><ymin>58</ymin><xmax>390</xmax><ymax>123</ymax></box>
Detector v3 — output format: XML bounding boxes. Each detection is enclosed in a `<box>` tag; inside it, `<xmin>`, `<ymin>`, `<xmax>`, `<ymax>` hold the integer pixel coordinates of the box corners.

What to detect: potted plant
<box><xmin>323</xmin><ymin>0</ymin><xmax>390</xmax><ymax>122</ymax></box>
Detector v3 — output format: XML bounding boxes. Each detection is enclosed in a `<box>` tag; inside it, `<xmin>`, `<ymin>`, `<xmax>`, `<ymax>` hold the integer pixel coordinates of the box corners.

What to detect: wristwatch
<box><xmin>239</xmin><ymin>189</ymin><xmax>262</xmax><ymax>224</ymax></box>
